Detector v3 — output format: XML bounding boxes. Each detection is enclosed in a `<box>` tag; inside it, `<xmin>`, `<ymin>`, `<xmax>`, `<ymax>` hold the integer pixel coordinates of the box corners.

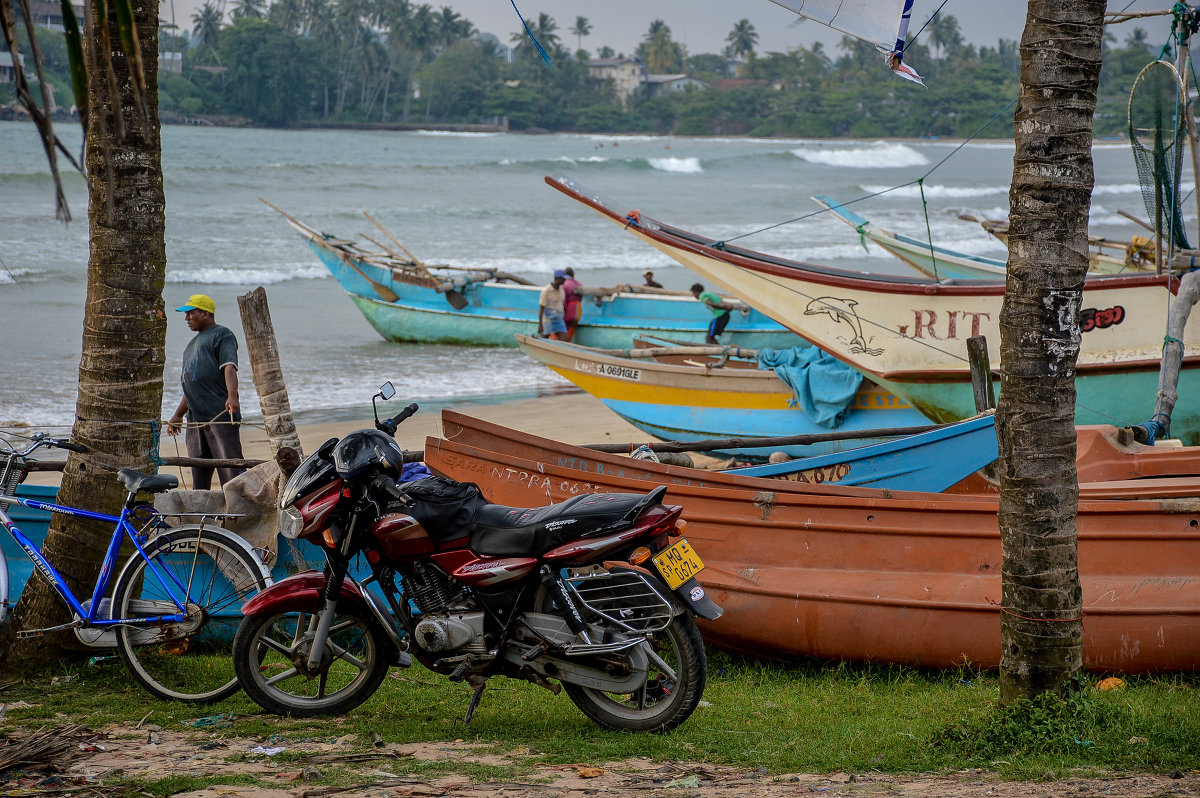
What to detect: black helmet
<box><xmin>332</xmin><ymin>429</ymin><xmax>405</xmax><ymax>479</ymax></box>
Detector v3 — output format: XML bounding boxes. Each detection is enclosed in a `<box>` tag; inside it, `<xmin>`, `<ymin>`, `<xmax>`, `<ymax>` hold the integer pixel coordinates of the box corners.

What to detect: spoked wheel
<box><xmin>232</xmin><ymin>605</ymin><xmax>390</xmax><ymax>717</ymax></box>
<box><xmin>113</xmin><ymin>527</ymin><xmax>269</xmax><ymax>703</ymax></box>
<box><xmin>564</xmin><ymin>614</ymin><xmax>707</xmax><ymax>732</ymax></box>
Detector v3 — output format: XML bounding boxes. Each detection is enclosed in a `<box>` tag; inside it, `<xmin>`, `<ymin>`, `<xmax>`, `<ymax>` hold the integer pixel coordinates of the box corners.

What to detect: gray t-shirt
<box><xmin>181</xmin><ymin>324</ymin><xmax>240</xmax><ymax>423</ymax></box>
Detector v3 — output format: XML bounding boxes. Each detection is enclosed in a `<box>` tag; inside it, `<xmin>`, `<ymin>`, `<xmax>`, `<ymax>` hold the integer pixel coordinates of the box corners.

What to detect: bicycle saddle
<box><xmin>117</xmin><ymin>468</ymin><xmax>179</xmax><ymax>494</ymax></box>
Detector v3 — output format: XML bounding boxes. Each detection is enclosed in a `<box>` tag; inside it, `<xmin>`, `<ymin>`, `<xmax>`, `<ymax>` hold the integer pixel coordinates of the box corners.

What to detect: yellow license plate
<box><xmin>652</xmin><ymin>539</ymin><xmax>705</xmax><ymax>590</ymax></box>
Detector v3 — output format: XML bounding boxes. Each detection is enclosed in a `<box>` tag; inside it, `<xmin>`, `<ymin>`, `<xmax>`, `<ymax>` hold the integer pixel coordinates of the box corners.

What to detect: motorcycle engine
<box><xmin>414</xmin><ymin>613</ymin><xmax>486</xmax><ymax>653</ymax></box>
<box><xmin>400</xmin><ymin>562</ymin><xmax>487</xmax><ymax>654</ymax></box>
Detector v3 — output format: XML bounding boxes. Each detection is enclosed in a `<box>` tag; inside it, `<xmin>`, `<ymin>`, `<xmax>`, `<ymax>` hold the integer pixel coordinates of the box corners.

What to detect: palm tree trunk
<box><xmin>1</xmin><ymin>0</ymin><xmax>165</xmax><ymax>669</ymax></box>
<box><xmin>997</xmin><ymin>0</ymin><xmax>1103</xmax><ymax>704</ymax></box>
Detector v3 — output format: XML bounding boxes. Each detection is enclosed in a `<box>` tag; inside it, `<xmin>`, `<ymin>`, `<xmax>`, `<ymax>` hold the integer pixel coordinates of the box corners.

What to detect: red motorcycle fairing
<box><xmin>241</xmin><ymin>569</ymin><xmax>373</xmax><ymax>616</ymax></box>
<box><xmin>296</xmin><ymin>480</ymin><xmax>343</xmax><ymax>540</ymax></box>
<box><xmin>543</xmin><ymin>505</ymin><xmax>682</xmax><ymax>566</ymax></box>
<box><xmin>449</xmin><ymin>556</ymin><xmax>538</xmax><ymax>588</ymax></box>
<box><xmin>429</xmin><ymin>549</ymin><xmax>538</xmax><ymax>589</ymax></box>
<box><xmin>370</xmin><ymin>513</ymin><xmax>434</xmax><ymax>559</ymax></box>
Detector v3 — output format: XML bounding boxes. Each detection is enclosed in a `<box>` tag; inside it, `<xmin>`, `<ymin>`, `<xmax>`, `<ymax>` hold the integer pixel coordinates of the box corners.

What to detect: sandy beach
<box><xmin>22</xmin><ymin>390</ymin><xmax>695</xmax><ymax>490</ymax></box>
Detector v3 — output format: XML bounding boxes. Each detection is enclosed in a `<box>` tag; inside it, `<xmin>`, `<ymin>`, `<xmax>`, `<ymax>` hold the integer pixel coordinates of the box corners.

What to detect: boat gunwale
<box><xmin>431</xmin><ymin>413</ymin><xmax>1199</xmax><ymax>511</ymax></box>
<box><xmin>545</xmin><ymin>174</ymin><xmax>1181</xmax><ymax>298</ymax></box>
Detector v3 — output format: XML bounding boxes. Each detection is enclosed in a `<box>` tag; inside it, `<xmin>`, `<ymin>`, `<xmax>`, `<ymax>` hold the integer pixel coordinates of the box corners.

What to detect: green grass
<box><xmin>3</xmin><ymin>650</ymin><xmax>1199</xmax><ymax>783</ymax></box>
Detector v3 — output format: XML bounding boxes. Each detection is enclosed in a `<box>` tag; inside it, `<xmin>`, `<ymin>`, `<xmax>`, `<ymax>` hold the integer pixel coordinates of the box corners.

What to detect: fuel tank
<box><xmin>369</xmin><ymin>513</ymin><xmax>434</xmax><ymax>560</ymax></box>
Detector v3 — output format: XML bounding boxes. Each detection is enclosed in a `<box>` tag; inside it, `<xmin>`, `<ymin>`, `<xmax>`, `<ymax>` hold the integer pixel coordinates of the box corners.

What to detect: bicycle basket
<box><xmin>0</xmin><ymin>455</ymin><xmax>26</xmax><ymax>512</ymax></box>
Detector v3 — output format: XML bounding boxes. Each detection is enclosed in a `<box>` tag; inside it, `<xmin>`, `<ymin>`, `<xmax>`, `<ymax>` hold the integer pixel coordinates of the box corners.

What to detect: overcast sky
<box><xmin>159</xmin><ymin>0</ymin><xmax>1176</xmax><ymax>62</ymax></box>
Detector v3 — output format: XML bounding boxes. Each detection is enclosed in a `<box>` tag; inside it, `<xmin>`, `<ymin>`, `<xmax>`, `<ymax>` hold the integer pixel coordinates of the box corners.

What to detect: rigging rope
<box><xmin>714</xmin><ymin>98</ymin><xmax>1018</xmax><ymax>248</ymax></box>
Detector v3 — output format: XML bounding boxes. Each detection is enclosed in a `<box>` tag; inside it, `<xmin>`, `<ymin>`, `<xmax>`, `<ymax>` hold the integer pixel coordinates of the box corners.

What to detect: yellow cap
<box><xmin>175</xmin><ymin>294</ymin><xmax>216</xmax><ymax>314</ymax></box>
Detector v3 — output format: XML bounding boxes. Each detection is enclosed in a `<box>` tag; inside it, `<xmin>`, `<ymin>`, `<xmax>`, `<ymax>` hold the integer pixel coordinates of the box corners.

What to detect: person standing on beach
<box><xmin>643</xmin><ymin>270</ymin><xmax>663</xmax><ymax>289</ymax></box>
<box><xmin>166</xmin><ymin>294</ymin><xmax>245</xmax><ymax>490</ymax></box>
<box><xmin>691</xmin><ymin>282</ymin><xmax>734</xmax><ymax>345</ymax></box>
<box><xmin>539</xmin><ymin>271</ymin><xmax>568</xmax><ymax>340</ymax></box>
<box><xmin>561</xmin><ymin>267</ymin><xmax>583</xmax><ymax>341</ymax></box>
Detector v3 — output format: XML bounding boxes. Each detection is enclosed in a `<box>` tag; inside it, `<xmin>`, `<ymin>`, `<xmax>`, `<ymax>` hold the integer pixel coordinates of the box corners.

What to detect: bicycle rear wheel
<box><xmin>113</xmin><ymin>526</ymin><xmax>269</xmax><ymax>703</ymax></box>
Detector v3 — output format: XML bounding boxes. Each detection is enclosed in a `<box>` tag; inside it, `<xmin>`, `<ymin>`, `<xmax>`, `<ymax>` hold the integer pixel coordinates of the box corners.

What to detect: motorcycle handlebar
<box><xmin>369</xmin><ymin>472</ymin><xmax>410</xmax><ymax>504</ymax></box>
<box><xmin>378</xmin><ymin>403</ymin><xmax>419</xmax><ymax>436</ymax></box>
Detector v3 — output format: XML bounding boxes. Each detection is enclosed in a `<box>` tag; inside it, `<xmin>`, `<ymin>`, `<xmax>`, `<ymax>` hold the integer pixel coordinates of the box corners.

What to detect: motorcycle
<box><xmin>232</xmin><ymin>382</ymin><xmax>722</xmax><ymax>732</ymax></box>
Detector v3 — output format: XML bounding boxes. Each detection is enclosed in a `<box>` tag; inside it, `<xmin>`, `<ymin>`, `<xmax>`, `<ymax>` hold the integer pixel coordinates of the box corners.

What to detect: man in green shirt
<box><xmin>166</xmin><ymin>293</ymin><xmax>244</xmax><ymax>489</ymax></box>
<box><xmin>691</xmin><ymin>283</ymin><xmax>735</xmax><ymax>344</ymax></box>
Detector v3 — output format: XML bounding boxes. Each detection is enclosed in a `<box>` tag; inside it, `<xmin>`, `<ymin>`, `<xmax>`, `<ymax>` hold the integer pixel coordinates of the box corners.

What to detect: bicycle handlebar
<box><xmin>1</xmin><ymin>435</ymin><xmax>87</xmax><ymax>458</ymax></box>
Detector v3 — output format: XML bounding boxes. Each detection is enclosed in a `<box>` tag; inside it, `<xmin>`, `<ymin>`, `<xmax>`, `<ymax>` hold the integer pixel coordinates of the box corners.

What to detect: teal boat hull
<box><xmin>869</xmin><ymin>367</ymin><xmax>1200</xmax><ymax>446</ymax></box>
<box><xmin>311</xmin><ymin>241</ymin><xmax>802</xmax><ymax>350</ymax></box>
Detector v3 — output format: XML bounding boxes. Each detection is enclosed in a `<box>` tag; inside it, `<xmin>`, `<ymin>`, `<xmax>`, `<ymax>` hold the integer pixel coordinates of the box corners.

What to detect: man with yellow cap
<box><xmin>166</xmin><ymin>294</ymin><xmax>244</xmax><ymax>489</ymax></box>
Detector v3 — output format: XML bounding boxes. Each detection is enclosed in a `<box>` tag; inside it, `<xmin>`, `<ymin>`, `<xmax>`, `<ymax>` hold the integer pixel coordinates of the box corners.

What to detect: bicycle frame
<box><xmin>0</xmin><ymin>494</ymin><xmax>192</xmax><ymax>631</ymax></box>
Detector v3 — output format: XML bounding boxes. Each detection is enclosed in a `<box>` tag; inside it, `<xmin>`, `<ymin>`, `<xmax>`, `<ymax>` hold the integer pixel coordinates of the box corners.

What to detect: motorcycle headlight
<box><xmin>279</xmin><ymin>505</ymin><xmax>304</xmax><ymax>540</ymax></box>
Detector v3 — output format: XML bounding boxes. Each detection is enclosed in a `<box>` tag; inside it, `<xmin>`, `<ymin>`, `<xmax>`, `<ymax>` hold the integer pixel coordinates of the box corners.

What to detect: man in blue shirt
<box><xmin>166</xmin><ymin>294</ymin><xmax>244</xmax><ymax>489</ymax></box>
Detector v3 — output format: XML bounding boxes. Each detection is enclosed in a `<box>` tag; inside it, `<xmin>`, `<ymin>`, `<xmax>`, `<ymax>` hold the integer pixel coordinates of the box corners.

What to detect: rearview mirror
<box><xmin>378</xmin><ymin>382</ymin><xmax>396</xmax><ymax>400</ymax></box>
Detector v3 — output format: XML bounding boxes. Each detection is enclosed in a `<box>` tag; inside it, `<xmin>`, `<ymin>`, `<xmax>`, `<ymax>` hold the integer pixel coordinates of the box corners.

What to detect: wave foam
<box><xmin>0</xmin><ymin>267</ymin><xmax>44</xmax><ymax>284</ymax></box>
<box><xmin>646</xmin><ymin>157</ymin><xmax>703</xmax><ymax>174</ymax></box>
<box><xmin>793</xmin><ymin>142</ymin><xmax>929</xmax><ymax>168</ymax></box>
<box><xmin>167</xmin><ymin>265</ymin><xmax>330</xmax><ymax>285</ymax></box>
<box><xmin>861</xmin><ymin>183</ymin><xmax>1008</xmax><ymax>199</ymax></box>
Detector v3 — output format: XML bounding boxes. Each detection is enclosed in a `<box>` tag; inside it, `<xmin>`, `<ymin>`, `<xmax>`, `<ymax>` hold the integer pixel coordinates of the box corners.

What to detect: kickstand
<box><xmin>463</xmin><ymin>674</ymin><xmax>487</xmax><ymax>725</ymax></box>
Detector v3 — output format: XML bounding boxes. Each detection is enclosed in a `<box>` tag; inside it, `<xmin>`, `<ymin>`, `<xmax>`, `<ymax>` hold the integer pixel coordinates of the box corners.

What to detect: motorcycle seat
<box><xmin>470</xmin><ymin>492</ymin><xmax>650</xmax><ymax>557</ymax></box>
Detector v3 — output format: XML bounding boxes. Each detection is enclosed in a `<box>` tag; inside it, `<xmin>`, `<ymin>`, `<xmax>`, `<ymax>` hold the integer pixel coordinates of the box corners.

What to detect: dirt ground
<box><xmin>2</xmin><ymin>721</ymin><xmax>1198</xmax><ymax>798</ymax></box>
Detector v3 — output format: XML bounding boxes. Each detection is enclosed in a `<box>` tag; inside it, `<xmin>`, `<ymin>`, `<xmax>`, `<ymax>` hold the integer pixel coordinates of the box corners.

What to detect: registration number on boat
<box><xmin>652</xmin><ymin>539</ymin><xmax>704</xmax><ymax>590</ymax></box>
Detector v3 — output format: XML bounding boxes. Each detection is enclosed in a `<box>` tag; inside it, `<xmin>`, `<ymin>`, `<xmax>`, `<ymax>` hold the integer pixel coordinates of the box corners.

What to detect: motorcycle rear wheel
<box><xmin>233</xmin><ymin>606</ymin><xmax>390</xmax><ymax>717</ymax></box>
<box><xmin>563</xmin><ymin>614</ymin><xmax>707</xmax><ymax>732</ymax></box>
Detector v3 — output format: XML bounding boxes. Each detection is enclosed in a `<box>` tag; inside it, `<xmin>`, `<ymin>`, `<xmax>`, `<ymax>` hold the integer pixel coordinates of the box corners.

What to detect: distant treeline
<box><xmin>4</xmin><ymin>6</ymin><xmax>1168</xmax><ymax>137</ymax></box>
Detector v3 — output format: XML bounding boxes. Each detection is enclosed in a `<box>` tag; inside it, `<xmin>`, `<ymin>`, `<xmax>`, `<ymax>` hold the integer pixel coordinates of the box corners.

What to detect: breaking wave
<box><xmin>792</xmin><ymin>142</ymin><xmax>929</xmax><ymax>168</ymax></box>
<box><xmin>860</xmin><ymin>183</ymin><xmax>1009</xmax><ymax>199</ymax></box>
<box><xmin>167</xmin><ymin>264</ymin><xmax>330</xmax><ymax>285</ymax></box>
<box><xmin>646</xmin><ymin>157</ymin><xmax>703</xmax><ymax>174</ymax></box>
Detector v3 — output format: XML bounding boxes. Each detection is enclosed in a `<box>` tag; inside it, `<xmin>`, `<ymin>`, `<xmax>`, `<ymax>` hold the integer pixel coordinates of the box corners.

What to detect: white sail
<box><xmin>766</xmin><ymin>0</ymin><xmax>923</xmax><ymax>83</ymax></box>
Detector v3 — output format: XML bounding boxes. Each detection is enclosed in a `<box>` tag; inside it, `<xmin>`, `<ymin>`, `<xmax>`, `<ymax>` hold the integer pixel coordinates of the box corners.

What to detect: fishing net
<box><xmin>1128</xmin><ymin>60</ymin><xmax>1191</xmax><ymax>253</ymax></box>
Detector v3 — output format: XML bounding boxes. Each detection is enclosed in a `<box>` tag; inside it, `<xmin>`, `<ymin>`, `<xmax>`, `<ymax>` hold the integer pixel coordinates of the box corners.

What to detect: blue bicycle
<box><xmin>0</xmin><ymin>433</ymin><xmax>271</xmax><ymax>703</ymax></box>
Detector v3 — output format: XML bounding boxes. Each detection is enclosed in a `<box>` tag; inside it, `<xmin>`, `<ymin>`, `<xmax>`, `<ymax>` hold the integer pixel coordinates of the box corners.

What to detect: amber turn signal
<box><xmin>674</xmin><ymin>519</ymin><xmax>688</xmax><ymax>536</ymax></box>
<box><xmin>629</xmin><ymin>546</ymin><xmax>652</xmax><ymax>565</ymax></box>
<box><xmin>322</xmin><ymin>528</ymin><xmax>337</xmax><ymax>547</ymax></box>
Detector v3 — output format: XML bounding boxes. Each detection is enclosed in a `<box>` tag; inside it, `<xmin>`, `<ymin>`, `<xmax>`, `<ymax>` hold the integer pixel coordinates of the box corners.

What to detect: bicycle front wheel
<box><xmin>113</xmin><ymin>526</ymin><xmax>269</xmax><ymax>703</ymax></box>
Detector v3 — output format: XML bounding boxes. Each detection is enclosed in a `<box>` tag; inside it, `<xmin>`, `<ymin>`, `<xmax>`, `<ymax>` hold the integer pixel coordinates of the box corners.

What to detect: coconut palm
<box><xmin>569</xmin><ymin>15</ymin><xmax>591</xmax><ymax>53</ymax></box>
<box><xmin>998</xmin><ymin>0</ymin><xmax>1104</xmax><ymax>703</ymax></box>
<box><xmin>638</xmin><ymin>20</ymin><xmax>683</xmax><ymax>73</ymax></box>
<box><xmin>267</xmin><ymin>0</ymin><xmax>306</xmax><ymax>33</ymax></box>
<box><xmin>510</xmin><ymin>12</ymin><xmax>560</xmax><ymax>61</ymax></box>
<box><xmin>231</xmin><ymin>0</ymin><xmax>267</xmax><ymax>20</ymax></box>
<box><xmin>927</xmin><ymin>13</ymin><xmax>963</xmax><ymax>58</ymax></box>
<box><xmin>0</xmin><ymin>0</ymin><xmax>167</xmax><ymax>669</ymax></box>
<box><xmin>725</xmin><ymin>18</ymin><xmax>758</xmax><ymax>61</ymax></box>
<box><xmin>191</xmin><ymin>1</ymin><xmax>224</xmax><ymax>54</ymax></box>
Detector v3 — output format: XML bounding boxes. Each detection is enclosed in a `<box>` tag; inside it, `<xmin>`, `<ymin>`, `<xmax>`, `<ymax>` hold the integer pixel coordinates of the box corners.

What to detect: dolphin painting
<box><xmin>803</xmin><ymin>297</ymin><xmax>885</xmax><ymax>356</ymax></box>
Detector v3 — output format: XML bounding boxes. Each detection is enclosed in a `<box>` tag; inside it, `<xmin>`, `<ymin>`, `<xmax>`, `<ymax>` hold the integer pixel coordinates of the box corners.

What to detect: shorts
<box><xmin>708</xmin><ymin>311</ymin><xmax>731</xmax><ymax>340</ymax></box>
<box><xmin>541</xmin><ymin>308</ymin><xmax>567</xmax><ymax>335</ymax></box>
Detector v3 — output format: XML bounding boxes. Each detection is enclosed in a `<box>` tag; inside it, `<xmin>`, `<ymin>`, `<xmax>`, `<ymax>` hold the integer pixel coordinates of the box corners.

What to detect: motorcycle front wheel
<box><xmin>233</xmin><ymin>605</ymin><xmax>391</xmax><ymax>717</ymax></box>
<box><xmin>564</xmin><ymin>614</ymin><xmax>707</xmax><ymax>733</ymax></box>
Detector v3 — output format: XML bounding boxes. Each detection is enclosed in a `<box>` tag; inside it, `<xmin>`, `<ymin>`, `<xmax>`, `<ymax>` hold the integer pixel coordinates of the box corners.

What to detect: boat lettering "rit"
<box><xmin>898</xmin><ymin>310</ymin><xmax>991</xmax><ymax>340</ymax></box>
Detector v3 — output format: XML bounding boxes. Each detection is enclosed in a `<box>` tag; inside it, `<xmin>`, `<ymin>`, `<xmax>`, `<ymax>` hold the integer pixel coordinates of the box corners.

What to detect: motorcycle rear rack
<box><xmin>562</xmin><ymin>638</ymin><xmax>643</xmax><ymax>657</ymax></box>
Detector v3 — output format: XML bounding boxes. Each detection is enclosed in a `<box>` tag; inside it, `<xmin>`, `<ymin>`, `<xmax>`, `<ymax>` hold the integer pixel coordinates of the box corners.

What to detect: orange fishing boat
<box><xmin>424</xmin><ymin>411</ymin><xmax>1200</xmax><ymax>672</ymax></box>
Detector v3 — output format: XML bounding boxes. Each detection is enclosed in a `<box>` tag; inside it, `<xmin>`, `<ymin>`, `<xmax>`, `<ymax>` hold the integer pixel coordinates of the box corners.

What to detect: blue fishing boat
<box><xmin>725</xmin><ymin>413</ymin><xmax>998</xmax><ymax>493</ymax></box>
<box><xmin>276</xmin><ymin>208</ymin><xmax>800</xmax><ymax>350</ymax></box>
<box><xmin>515</xmin><ymin>334</ymin><xmax>936</xmax><ymax>460</ymax></box>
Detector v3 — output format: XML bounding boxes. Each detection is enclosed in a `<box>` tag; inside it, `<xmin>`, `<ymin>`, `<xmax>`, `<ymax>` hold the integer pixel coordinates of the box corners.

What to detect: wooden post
<box><xmin>238</xmin><ymin>286</ymin><xmax>303</xmax><ymax>457</ymax></box>
<box><xmin>966</xmin><ymin>335</ymin><xmax>995</xmax><ymax>412</ymax></box>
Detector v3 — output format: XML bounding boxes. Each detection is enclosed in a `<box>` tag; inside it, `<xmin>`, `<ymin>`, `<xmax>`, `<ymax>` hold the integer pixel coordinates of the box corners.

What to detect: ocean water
<box><xmin>0</xmin><ymin>122</ymin><xmax>1162</xmax><ymax>430</ymax></box>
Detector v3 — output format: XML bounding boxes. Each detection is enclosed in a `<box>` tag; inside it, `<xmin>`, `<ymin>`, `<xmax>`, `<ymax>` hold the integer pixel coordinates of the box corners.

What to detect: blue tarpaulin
<box><xmin>757</xmin><ymin>347</ymin><xmax>863</xmax><ymax>428</ymax></box>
